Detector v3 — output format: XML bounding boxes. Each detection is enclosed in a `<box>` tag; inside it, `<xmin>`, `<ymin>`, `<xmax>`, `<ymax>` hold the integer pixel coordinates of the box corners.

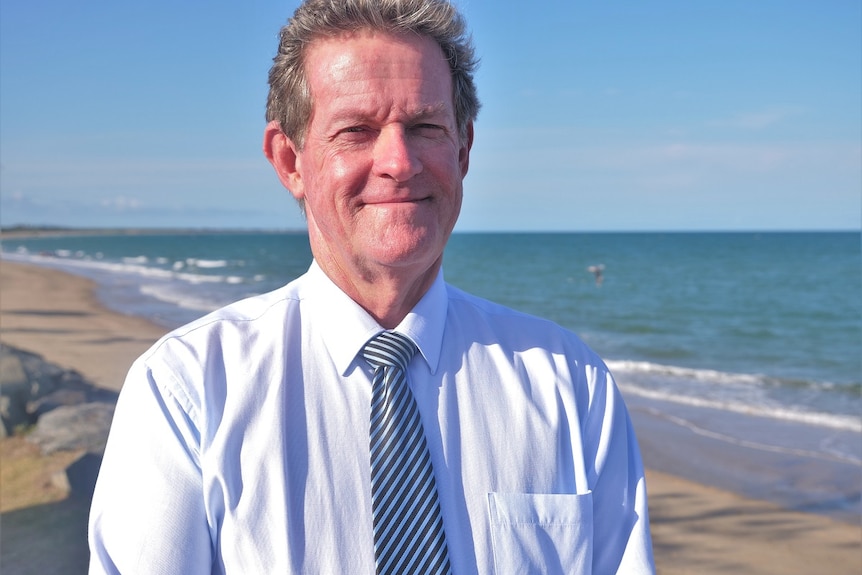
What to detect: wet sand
<box><xmin>1</xmin><ymin>260</ymin><xmax>860</xmax><ymax>573</ymax></box>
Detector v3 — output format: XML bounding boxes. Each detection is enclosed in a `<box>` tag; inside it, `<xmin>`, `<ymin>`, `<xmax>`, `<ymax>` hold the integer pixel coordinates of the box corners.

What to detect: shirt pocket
<box><xmin>487</xmin><ymin>492</ymin><xmax>593</xmax><ymax>575</ymax></box>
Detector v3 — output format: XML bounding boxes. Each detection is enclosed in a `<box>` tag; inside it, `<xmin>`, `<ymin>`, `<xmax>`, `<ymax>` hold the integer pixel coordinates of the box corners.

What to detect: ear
<box><xmin>263</xmin><ymin>120</ymin><xmax>305</xmax><ymax>201</ymax></box>
<box><xmin>459</xmin><ymin>121</ymin><xmax>474</xmax><ymax>178</ymax></box>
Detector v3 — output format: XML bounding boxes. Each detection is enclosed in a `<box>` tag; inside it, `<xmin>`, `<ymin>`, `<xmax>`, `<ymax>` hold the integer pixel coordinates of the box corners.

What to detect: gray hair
<box><xmin>266</xmin><ymin>0</ymin><xmax>480</xmax><ymax>148</ymax></box>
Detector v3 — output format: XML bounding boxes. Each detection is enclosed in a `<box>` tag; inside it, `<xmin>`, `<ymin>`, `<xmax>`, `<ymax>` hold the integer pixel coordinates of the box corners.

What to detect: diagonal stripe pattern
<box><xmin>363</xmin><ymin>331</ymin><xmax>452</xmax><ymax>575</ymax></box>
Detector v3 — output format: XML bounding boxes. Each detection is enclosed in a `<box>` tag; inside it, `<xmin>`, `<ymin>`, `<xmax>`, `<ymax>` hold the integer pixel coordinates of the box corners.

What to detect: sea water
<box><xmin>3</xmin><ymin>231</ymin><xmax>860</xmax><ymax>519</ymax></box>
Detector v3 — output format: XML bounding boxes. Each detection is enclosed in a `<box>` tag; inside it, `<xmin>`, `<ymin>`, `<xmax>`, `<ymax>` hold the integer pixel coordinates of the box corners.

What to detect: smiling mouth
<box><xmin>365</xmin><ymin>196</ymin><xmax>431</xmax><ymax>206</ymax></box>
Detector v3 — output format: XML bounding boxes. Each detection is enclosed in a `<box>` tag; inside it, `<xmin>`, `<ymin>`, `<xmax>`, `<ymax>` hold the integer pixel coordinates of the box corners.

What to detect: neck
<box><xmin>315</xmin><ymin>252</ymin><xmax>441</xmax><ymax>330</ymax></box>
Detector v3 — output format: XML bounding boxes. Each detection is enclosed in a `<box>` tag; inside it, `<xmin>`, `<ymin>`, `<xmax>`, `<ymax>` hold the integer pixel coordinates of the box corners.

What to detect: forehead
<box><xmin>303</xmin><ymin>30</ymin><xmax>453</xmax><ymax>115</ymax></box>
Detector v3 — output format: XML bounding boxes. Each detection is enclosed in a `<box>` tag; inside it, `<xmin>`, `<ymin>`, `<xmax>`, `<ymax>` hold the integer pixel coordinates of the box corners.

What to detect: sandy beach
<box><xmin>1</xmin><ymin>259</ymin><xmax>860</xmax><ymax>573</ymax></box>
<box><xmin>0</xmin><ymin>260</ymin><xmax>168</xmax><ymax>392</ymax></box>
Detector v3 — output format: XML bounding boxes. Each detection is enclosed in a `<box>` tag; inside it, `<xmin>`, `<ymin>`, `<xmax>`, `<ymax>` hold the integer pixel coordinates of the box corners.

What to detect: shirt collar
<box><xmin>301</xmin><ymin>261</ymin><xmax>448</xmax><ymax>376</ymax></box>
<box><xmin>394</xmin><ymin>267</ymin><xmax>447</xmax><ymax>375</ymax></box>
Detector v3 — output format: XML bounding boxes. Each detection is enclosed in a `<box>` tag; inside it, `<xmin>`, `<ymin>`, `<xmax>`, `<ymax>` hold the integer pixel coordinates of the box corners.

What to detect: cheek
<box><xmin>303</xmin><ymin>155</ymin><xmax>351</xmax><ymax>209</ymax></box>
<box><xmin>327</xmin><ymin>156</ymin><xmax>352</xmax><ymax>184</ymax></box>
<box><xmin>436</xmin><ymin>158</ymin><xmax>465</xmax><ymax>205</ymax></box>
<box><xmin>444</xmin><ymin>187</ymin><xmax>463</xmax><ymax>231</ymax></box>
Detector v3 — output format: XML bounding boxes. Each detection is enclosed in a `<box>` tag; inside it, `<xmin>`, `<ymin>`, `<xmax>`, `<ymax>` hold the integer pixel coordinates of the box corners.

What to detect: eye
<box><xmin>333</xmin><ymin>125</ymin><xmax>376</xmax><ymax>145</ymax></box>
<box><xmin>411</xmin><ymin>123</ymin><xmax>446</xmax><ymax>137</ymax></box>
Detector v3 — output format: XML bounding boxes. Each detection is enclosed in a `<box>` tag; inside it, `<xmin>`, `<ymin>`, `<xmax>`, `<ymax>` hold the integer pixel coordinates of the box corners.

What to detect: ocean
<box><xmin>2</xmin><ymin>231</ymin><xmax>860</xmax><ymax>520</ymax></box>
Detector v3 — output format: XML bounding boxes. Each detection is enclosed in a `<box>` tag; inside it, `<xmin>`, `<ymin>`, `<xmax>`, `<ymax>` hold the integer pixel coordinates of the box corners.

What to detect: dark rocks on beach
<box><xmin>0</xmin><ymin>343</ymin><xmax>117</xmax><ymax>440</ymax></box>
<box><xmin>28</xmin><ymin>403</ymin><xmax>116</xmax><ymax>455</ymax></box>
<box><xmin>1</xmin><ymin>344</ymin><xmax>61</xmax><ymax>436</ymax></box>
<box><xmin>0</xmin><ymin>343</ymin><xmax>119</xmax><ymax>500</ymax></box>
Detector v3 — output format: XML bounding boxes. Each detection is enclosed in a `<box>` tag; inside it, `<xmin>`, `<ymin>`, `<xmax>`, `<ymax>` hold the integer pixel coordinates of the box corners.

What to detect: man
<box><xmin>89</xmin><ymin>0</ymin><xmax>655</xmax><ymax>573</ymax></box>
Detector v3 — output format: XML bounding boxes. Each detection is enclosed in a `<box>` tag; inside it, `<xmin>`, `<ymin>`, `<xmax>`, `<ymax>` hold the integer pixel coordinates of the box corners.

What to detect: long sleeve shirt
<box><xmin>89</xmin><ymin>262</ymin><xmax>655</xmax><ymax>574</ymax></box>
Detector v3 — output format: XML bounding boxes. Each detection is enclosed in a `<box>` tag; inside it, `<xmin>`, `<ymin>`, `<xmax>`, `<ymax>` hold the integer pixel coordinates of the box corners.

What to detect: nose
<box><xmin>372</xmin><ymin>126</ymin><xmax>423</xmax><ymax>182</ymax></box>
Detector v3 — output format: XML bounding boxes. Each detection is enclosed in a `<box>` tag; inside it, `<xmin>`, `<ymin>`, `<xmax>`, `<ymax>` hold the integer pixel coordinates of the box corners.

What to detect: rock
<box><xmin>27</xmin><ymin>388</ymin><xmax>89</xmax><ymax>418</ymax></box>
<box><xmin>27</xmin><ymin>403</ymin><xmax>116</xmax><ymax>455</ymax></box>
<box><xmin>0</xmin><ymin>396</ymin><xmax>21</xmax><ymax>438</ymax></box>
<box><xmin>0</xmin><ymin>343</ymin><xmax>118</xmax><ymax>438</ymax></box>
<box><xmin>1</xmin><ymin>342</ymin><xmax>119</xmax><ymax>503</ymax></box>
<box><xmin>11</xmin><ymin>345</ymin><xmax>64</xmax><ymax>397</ymax></box>
<box><xmin>1</xmin><ymin>344</ymin><xmax>63</xmax><ymax>434</ymax></box>
<box><xmin>0</xmin><ymin>346</ymin><xmax>29</xmax><ymax>386</ymax></box>
<box><xmin>0</xmin><ymin>347</ymin><xmax>34</xmax><ymax>436</ymax></box>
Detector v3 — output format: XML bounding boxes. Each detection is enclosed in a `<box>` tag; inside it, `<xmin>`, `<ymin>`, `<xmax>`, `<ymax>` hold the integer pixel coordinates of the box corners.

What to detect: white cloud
<box><xmin>100</xmin><ymin>196</ymin><xmax>142</xmax><ymax>211</ymax></box>
<box><xmin>462</xmin><ymin>125</ymin><xmax>861</xmax><ymax>230</ymax></box>
<box><xmin>707</xmin><ymin>106</ymin><xmax>805</xmax><ymax>130</ymax></box>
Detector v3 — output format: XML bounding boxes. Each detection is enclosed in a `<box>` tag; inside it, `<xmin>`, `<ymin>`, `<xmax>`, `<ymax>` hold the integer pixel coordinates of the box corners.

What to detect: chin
<box><xmin>370</xmin><ymin>232</ymin><xmax>444</xmax><ymax>269</ymax></box>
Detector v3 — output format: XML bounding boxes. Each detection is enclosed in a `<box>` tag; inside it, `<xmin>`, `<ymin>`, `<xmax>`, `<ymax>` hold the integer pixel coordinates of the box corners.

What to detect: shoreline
<box><xmin>628</xmin><ymin>392</ymin><xmax>861</xmax><ymax>525</ymax></box>
<box><xmin>1</xmin><ymin>259</ymin><xmax>860</xmax><ymax>573</ymax></box>
<box><xmin>0</xmin><ymin>261</ymin><xmax>168</xmax><ymax>392</ymax></box>
<box><xmin>0</xmin><ymin>227</ymin><xmax>306</xmax><ymax>240</ymax></box>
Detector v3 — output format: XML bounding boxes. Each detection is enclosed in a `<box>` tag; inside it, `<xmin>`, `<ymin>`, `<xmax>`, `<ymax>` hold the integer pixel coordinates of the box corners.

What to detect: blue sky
<box><xmin>1</xmin><ymin>0</ymin><xmax>860</xmax><ymax>231</ymax></box>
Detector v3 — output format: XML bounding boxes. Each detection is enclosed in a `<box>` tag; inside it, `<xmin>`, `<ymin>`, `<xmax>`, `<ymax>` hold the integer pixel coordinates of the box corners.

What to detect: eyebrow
<box><xmin>410</xmin><ymin>102</ymin><xmax>448</xmax><ymax>118</ymax></box>
<box><xmin>328</xmin><ymin>102</ymin><xmax>450</xmax><ymax>126</ymax></box>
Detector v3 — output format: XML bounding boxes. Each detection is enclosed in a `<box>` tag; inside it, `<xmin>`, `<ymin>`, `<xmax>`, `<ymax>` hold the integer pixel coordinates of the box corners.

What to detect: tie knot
<box><xmin>362</xmin><ymin>331</ymin><xmax>417</xmax><ymax>371</ymax></box>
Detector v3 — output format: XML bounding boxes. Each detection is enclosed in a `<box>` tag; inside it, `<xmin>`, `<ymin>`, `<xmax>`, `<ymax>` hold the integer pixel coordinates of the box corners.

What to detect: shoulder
<box><xmin>444</xmin><ymin>282</ymin><xmax>608</xmax><ymax>369</ymax></box>
<box><xmin>166</xmin><ymin>284</ymin><xmax>297</xmax><ymax>342</ymax></box>
<box><xmin>442</xmin><ymin>283</ymin><xmax>618</xmax><ymax>432</ymax></box>
<box><xmin>124</xmin><ymin>279</ymin><xmax>307</xmax><ymax>420</ymax></box>
<box><xmin>138</xmin><ymin>275</ymin><xmax>310</xmax><ymax>373</ymax></box>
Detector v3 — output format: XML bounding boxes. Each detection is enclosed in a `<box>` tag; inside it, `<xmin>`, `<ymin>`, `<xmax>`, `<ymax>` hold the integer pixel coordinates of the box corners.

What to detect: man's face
<box><xmin>286</xmin><ymin>30</ymin><xmax>471</xmax><ymax>284</ymax></box>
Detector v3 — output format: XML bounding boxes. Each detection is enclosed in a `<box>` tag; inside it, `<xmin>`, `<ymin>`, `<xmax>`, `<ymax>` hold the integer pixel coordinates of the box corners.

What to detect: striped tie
<box><xmin>363</xmin><ymin>331</ymin><xmax>452</xmax><ymax>575</ymax></box>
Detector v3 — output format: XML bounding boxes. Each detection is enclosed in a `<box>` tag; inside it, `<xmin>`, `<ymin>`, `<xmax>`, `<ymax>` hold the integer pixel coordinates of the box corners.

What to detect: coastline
<box><xmin>1</xmin><ymin>260</ymin><xmax>860</xmax><ymax>573</ymax></box>
<box><xmin>0</xmin><ymin>260</ymin><xmax>168</xmax><ymax>391</ymax></box>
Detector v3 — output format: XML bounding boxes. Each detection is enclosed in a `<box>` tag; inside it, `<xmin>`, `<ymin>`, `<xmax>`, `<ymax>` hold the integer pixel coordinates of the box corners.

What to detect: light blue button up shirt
<box><xmin>89</xmin><ymin>262</ymin><xmax>655</xmax><ymax>574</ymax></box>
